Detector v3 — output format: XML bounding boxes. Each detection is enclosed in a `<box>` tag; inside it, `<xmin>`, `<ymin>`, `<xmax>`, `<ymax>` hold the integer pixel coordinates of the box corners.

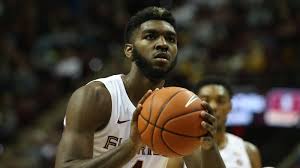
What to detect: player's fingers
<box><xmin>132</xmin><ymin>104</ymin><xmax>143</xmax><ymax>122</ymax></box>
<box><xmin>200</xmin><ymin>111</ymin><xmax>216</xmax><ymax>125</ymax></box>
<box><xmin>201</xmin><ymin>101</ymin><xmax>214</xmax><ymax>115</ymax></box>
<box><xmin>201</xmin><ymin>121</ymin><xmax>216</xmax><ymax>135</ymax></box>
<box><xmin>138</xmin><ymin>90</ymin><xmax>153</xmax><ymax>105</ymax></box>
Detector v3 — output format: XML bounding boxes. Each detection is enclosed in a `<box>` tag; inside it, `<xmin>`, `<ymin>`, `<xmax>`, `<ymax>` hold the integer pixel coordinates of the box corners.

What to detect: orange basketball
<box><xmin>137</xmin><ymin>87</ymin><xmax>208</xmax><ymax>157</ymax></box>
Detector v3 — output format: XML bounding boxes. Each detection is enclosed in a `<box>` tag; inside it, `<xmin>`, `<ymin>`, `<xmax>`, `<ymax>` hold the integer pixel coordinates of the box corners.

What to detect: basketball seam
<box><xmin>161</xmin><ymin>132</ymin><xmax>184</xmax><ymax>157</ymax></box>
<box><xmin>162</xmin><ymin>109</ymin><xmax>206</xmax><ymax>137</ymax></box>
<box><xmin>140</xmin><ymin>110</ymin><xmax>203</xmax><ymax>138</ymax></box>
<box><xmin>161</xmin><ymin>108</ymin><xmax>203</xmax><ymax>157</ymax></box>
<box><xmin>158</xmin><ymin>91</ymin><xmax>190</xmax><ymax>128</ymax></box>
<box><xmin>149</xmin><ymin>91</ymin><xmax>156</xmax><ymax>149</ymax></box>
<box><xmin>140</xmin><ymin>111</ymin><xmax>201</xmax><ymax>157</ymax></box>
<box><xmin>139</xmin><ymin>92</ymin><xmax>156</xmax><ymax>135</ymax></box>
<box><xmin>152</xmin><ymin>89</ymin><xmax>185</xmax><ymax>128</ymax></box>
<box><xmin>151</xmin><ymin>89</ymin><xmax>185</xmax><ymax>152</ymax></box>
<box><xmin>158</xmin><ymin>91</ymin><xmax>203</xmax><ymax>137</ymax></box>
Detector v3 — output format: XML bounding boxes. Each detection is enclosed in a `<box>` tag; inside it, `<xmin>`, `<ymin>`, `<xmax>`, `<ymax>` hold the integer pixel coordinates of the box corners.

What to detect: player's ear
<box><xmin>124</xmin><ymin>43</ymin><xmax>133</xmax><ymax>60</ymax></box>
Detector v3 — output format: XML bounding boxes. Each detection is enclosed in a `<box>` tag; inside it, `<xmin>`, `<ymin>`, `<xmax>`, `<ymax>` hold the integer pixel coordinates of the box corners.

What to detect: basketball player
<box><xmin>55</xmin><ymin>7</ymin><xmax>225</xmax><ymax>168</ymax></box>
<box><xmin>193</xmin><ymin>77</ymin><xmax>262</xmax><ymax>168</ymax></box>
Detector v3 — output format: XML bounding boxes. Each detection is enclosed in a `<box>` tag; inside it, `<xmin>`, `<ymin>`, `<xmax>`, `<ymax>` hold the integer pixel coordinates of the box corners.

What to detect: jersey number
<box><xmin>132</xmin><ymin>160</ymin><xmax>143</xmax><ymax>168</ymax></box>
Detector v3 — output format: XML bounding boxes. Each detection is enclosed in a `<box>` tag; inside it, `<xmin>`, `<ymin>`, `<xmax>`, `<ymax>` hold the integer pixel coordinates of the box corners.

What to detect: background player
<box><xmin>55</xmin><ymin>6</ymin><xmax>225</xmax><ymax>168</ymax></box>
<box><xmin>194</xmin><ymin>77</ymin><xmax>262</xmax><ymax>168</ymax></box>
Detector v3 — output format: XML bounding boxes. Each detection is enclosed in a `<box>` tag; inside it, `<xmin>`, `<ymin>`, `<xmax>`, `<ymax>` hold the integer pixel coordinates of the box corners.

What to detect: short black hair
<box><xmin>194</xmin><ymin>76</ymin><xmax>233</xmax><ymax>98</ymax></box>
<box><xmin>124</xmin><ymin>6</ymin><xmax>176</xmax><ymax>43</ymax></box>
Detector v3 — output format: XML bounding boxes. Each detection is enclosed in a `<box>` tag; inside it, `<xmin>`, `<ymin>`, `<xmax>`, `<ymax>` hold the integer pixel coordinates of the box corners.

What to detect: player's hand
<box><xmin>130</xmin><ymin>89</ymin><xmax>153</xmax><ymax>149</ymax></box>
<box><xmin>199</xmin><ymin>101</ymin><xmax>217</xmax><ymax>150</ymax></box>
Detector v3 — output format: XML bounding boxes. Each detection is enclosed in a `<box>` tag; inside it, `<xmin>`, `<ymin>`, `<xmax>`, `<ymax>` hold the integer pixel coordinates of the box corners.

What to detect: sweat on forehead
<box><xmin>124</xmin><ymin>6</ymin><xmax>176</xmax><ymax>43</ymax></box>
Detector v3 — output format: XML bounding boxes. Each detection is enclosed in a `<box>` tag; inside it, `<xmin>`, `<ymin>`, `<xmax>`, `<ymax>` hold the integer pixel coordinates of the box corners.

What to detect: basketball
<box><xmin>137</xmin><ymin>87</ymin><xmax>208</xmax><ymax>157</ymax></box>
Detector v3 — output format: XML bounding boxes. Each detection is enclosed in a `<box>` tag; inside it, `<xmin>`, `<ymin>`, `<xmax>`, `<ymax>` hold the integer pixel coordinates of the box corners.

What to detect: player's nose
<box><xmin>155</xmin><ymin>36</ymin><xmax>168</xmax><ymax>52</ymax></box>
<box><xmin>209</xmin><ymin>101</ymin><xmax>217</xmax><ymax>113</ymax></box>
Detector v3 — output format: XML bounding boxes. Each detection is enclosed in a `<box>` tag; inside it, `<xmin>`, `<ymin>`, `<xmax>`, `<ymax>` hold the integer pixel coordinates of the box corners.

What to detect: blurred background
<box><xmin>0</xmin><ymin>0</ymin><xmax>300</xmax><ymax>167</ymax></box>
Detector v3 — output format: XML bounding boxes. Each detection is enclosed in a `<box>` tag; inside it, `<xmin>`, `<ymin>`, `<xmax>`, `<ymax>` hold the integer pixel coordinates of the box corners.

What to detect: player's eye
<box><xmin>166</xmin><ymin>36</ymin><xmax>176</xmax><ymax>43</ymax></box>
<box><xmin>144</xmin><ymin>34</ymin><xmax>156</xmax><ymax>40</ymax></box>
<box><xmin>218</xmin><ymin>98</ymin><xmax>227</xmax><ymax>104</ymax></box>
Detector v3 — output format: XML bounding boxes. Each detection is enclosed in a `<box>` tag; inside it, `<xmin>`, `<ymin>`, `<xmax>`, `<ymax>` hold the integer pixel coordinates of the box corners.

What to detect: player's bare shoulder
<box><xmin>65</xmin><ymin>81</ymin><xmax>112</xmax><ymax>132</ymax></box>
<box><xmin>244</xmin><ymin>140</ymin><xmax>262</xmax><ymax>168</ymax></box>
<box><xmin>244</xmin><ymin>141</ymin><xmax>259</xmax><ymax>153</ymax></box>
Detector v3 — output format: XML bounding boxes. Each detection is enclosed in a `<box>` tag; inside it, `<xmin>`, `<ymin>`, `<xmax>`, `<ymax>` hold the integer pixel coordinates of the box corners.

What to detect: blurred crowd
<box><xmin>0</xmin><ymin>0</ymin><xmax>299</xmax><ymax>167</ymax></box>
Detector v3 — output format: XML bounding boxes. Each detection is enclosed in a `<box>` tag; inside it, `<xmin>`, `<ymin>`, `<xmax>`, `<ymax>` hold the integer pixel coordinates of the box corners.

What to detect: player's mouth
<box><xmin>154</xmin><ymin>52</ymin><xmax>170</xmax><ymax>62</ymax></box>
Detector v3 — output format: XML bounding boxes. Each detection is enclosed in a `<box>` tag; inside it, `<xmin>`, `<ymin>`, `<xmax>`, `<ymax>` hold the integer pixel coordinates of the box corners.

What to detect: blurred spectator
<box><xmin>0</xmin><ymin>0</ymin><xmax>299</xmax><ymax>167</ymax></box>
<box><xmin>0</xmin><ymin>92</ymin><xmax>18</xmax><ymax>143</ymax></box>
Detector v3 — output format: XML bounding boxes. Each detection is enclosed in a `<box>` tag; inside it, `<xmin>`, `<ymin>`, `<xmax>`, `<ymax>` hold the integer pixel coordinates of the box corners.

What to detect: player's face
<box><xmin>132</xmin><ymin>20</ymin><xmax>178</xmax><ymax>80</ymax></box>
<box><xmin>197</xmin><ymin>85</ymin><xmax>231</xmax><ymax>131</ymax></box>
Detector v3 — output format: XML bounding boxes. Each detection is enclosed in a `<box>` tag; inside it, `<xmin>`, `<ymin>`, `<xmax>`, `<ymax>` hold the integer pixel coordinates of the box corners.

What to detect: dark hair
<box><xmin>194</xmin><ymin>76</ymin><xmax>233</xmax><ymax>98</ymax></box>
<box><xmin>124</xmin><ymin>6</ymin><xmax>176</xmax><ymax>43</ymax></box>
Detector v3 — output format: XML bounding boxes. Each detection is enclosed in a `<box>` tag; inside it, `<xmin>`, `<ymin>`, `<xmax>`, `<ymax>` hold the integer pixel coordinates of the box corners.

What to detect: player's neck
<box><xmin>122</xmin><ymin>70</ymin><xmax>164</xmax><ymax>106</ymax></box>
<box><xmin>215</xmin><ymin>129</ymin><xmax>227</xmax><ymax>150</ymax></box>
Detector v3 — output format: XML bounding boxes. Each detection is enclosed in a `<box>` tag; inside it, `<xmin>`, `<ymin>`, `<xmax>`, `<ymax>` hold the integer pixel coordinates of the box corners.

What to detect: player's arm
<box><xmin>166</xmin><ymin>157</ymin><xmax>184</xmax><ymax>168</ymax></box>
<box><xmin>245</xmin><ymin>141</ymin><xmax>262</xmax><ymax>168</ymax></box>
<box><xmin>55</xmin><ymin>82</ymin><xmax>147</xmax><ymax>168</ymax></box>
<box><xmin>183</xmin><ymin>101</ymin><xmax>225</xmax><ymax>168</ymax></box>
